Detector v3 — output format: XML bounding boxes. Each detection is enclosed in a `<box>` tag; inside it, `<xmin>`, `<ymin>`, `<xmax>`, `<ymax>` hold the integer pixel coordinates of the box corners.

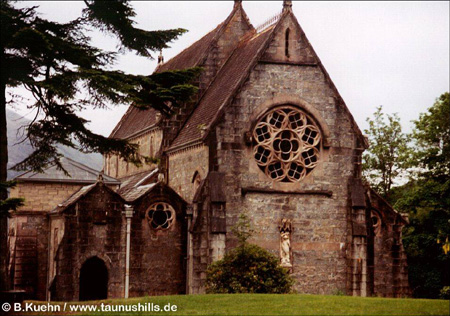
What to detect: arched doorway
<box><xmin>79</xmin><ymin>257</ymin><xmax>108</xmax><ymax>301</ymax></box>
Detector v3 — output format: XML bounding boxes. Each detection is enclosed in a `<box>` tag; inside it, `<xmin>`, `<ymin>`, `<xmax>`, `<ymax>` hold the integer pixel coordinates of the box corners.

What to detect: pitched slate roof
<box><xmin>121</xmin><ymin>183</ymin><xmax>158</xmax><ymax>203</ymax></box>
<box><xmin>156</xmin><ymin>24</ymin><xmax>223</xmax><ymax>73</ymax></box>
<box><xmin>14</xmin><ymin>157</ymin><xmax>120</xmax><ymax>185</ymax></box>
<box><xmin>169</xmin><ymin>27</ymin><xmax>275</xmax><ymax>149</ymax></box>
<box><xmin>109</xmin><ymin>105</ymin><xmax>160</xmax><ymax>139</ymax></box>
<box><xmin>117</xmin><ymin>168</ymin><xmax>159</xmax><ymax>202</ymax></box>
<box><xmin>109</xmin><ymin>2</ymin><xmax>253</xmax><ymax>140</ymax></box>
<box><xmin>109</xmin><ymin>23</ymin><xmax>225</xmax><ymax>140</ymax></box>
<box><xmin>51</xmin><ymin>180</ymin><xmax>124</xmax><ymax>214</ymax></box>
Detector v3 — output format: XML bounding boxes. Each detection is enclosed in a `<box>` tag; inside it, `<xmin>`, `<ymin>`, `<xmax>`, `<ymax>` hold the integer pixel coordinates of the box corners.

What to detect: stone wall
<box><xmin>209</xmin><ymin>69</ymin><xmax>358</xmax><ymax>294</ymax></box>
<box><xmin>129</xmin><ymin>190</ymin><xmax>187</xmax><ymax>296</ymax></box>
<box><xmin>50</xmin><ymin>183</ymin><xmax>187</xmax><ymax>301</ymax></box>
<box><xmin>197</xmin><ymin>15</ymin><xmax>364</xmax><ymax>295</ymax></box>
<box><xmin>52</xmin><ymin>184</ymin><xmax>125</xmax><ymax>301</ymax></box>
<box><xmin>168</xmin><ymin>145</ymin><xmax>209</xmax><ymax>203</ymax></box>
<box><xmin>10</xmin><ymin>182</ymin><xmax>83</xmax><ymax>212</ymax></box>
<box><xmin>7</xmin><ymin>212</ymin><xmax>48</xmax><ymax>300</ymax></box>
<box><xmin>367</xmin><ymin>190</ymin><xmax>410</xmax><ymax>297</ymax></box>
<box><xmin>188</xmin><ymin>172</ymin><xmax>227</xmax><ymax>294</ymax></box>
<box><xmin>105</xmin><ymin>128</ymin><xmax>162</xmax><ymax>179</ymax></box>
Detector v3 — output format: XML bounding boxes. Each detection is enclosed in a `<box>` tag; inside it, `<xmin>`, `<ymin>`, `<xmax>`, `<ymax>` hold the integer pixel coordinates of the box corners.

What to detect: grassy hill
<box><xmin>6</xmin><ymin>110</ymin><xmax>103</xmax><ymax>179</ymax></box>
<box><xmin>22</xmin><ymin>294</ymin><xmax>450</xmax><ymax>315</ymax></box>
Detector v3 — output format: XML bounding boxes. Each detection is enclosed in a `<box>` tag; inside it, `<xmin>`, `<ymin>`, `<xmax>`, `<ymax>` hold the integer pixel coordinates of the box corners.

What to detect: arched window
<box><xmin>253</xmin><ymin>106</ymin><xmax>321</xmax><ymax>182</ymax></box>
<box><xmin>192</xmin><ymin>172</ymin><xmax>202</xmax><ymax>193</ymax></box>
<box><xmin>371</xmin><ymin>210</ymin><xmax>382</xmax><ymax>236</ymax></box>
<box><xmin>150</xmin><ymin>136</ymin><xmax>154</xmax><ymax>157</ymax></box>
<box><xmin>105</xmin><ymin>155</ymin><xmax>109</xmax><ymax>175</ymax></box>
<box><xmin>285</xmin><ymin>28</ymin><xmax>290</xmax><ymax>58</ymax></box>
<box><xmin>115</xmin><ymin>156</ymin><xmax>119</xmax><ymax>178</ymax></box>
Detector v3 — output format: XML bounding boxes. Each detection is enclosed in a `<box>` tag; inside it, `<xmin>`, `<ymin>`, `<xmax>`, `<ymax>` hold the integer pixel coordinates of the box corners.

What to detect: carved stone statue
<box><xmin>279</xmin><ymin>219</ymin><xmax>292</xmax><ymax>267</ymax></box>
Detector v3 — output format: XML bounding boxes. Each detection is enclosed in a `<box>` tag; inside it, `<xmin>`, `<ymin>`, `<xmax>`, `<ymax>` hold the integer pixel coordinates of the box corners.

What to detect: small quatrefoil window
<box><xmin>146</xmin><ymin>202</ymin><xmax>175</xmax><ymax>230</ymax></box>
<box><xmin>253</xmin><ymin>106</ymin><xmax>321</xmax><ymax>182</ymax></box>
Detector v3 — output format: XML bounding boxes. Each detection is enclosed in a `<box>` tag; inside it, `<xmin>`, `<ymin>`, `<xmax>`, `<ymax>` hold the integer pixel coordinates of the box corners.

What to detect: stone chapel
<box><xmin>7</xmin><ymin>1</ymin><xmax>410</xmax><ymax>301</ymax></box>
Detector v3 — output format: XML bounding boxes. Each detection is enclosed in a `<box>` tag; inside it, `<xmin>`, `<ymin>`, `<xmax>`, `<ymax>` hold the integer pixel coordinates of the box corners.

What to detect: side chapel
<box><xmin>8</xmin><ymin>1</ymin><xmax>410</xmax><ymax>301</ymax></box>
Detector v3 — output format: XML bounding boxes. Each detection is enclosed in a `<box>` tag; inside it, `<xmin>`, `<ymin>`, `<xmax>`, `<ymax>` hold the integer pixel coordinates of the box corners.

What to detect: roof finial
<box><xmin>234</xmin><ymin>0</ymin><xmax>242</xmax><ymax>8</ymax></box>
<box><xmin>157</xmin><ymin>49</ymin><xmax>164</xmax><ymax>65</ymax></box>
<box><xmin>98</xmin><ymin>170</ymin><xmax>104</xmax><ymax>183</ymax></box>
<box><xmin>283</xmin><ymin>0</ymin><xmax>292</xmax><ymax>12</ymax></box>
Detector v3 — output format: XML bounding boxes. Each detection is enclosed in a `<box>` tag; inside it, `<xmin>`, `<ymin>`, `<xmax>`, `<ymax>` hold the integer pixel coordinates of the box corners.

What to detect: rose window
<box><xmin>146</xmin><ymin>202</ymin><xmax>175</xmax><ymax>230</ymax></box>
<box><xmin>253</xmin><ymin>106</ymin><xmax>321</xmax><ymax>182</ymax></box>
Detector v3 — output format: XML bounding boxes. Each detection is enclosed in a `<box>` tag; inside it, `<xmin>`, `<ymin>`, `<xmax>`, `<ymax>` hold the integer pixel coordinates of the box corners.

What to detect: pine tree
<box><xmin>0</xmin><ymin>0</ymin><xmax>200</xmax><ymax>291</ymax></box>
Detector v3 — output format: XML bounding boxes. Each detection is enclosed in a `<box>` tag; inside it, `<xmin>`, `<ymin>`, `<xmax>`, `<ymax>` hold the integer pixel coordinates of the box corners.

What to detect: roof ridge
<box><xmin>202</xmin><ymin>16</ymin><xmax>285</xmax><ymax>139</ymax></box>
<box><xmin>255</xmin><ymin>10</ymin><xmax>283</xmax><ymax>33</ymax></box>
<box><xmin>14</xmin><ymin>156</ymin><xmax>120</xmax><ymax>184</ymax></box>
<box><xmin>63</xmin><ymin>157</ymin><xmax>100</xmax><ymax>175</ymax></box>
<box><xmin>168</xmin><ymin>20</ymin><xmax>280</xmax><ymax>150</ymax></box>
<box><xmin>52</xmin><ymin>181</ymin><xmax>124</xmax><ymax>214</ymax></box>
<box><xmin>164</xmin><ymin>5</ymin><xmax>256</xmax><ymax>148</ymax></box>
<box><xmin>157</xmin><ymin>2</ymin><xmax>252</xmax><ymax>73</ymax></box>
<box><xmin>192</xmin><ymin>2</ymin><xmax>255</xmax><ymax>74</ymax></box>
<box><xmin>110</xmin><ymin>4</ymin><xmax>254</xmax><ymax>140</ymax></box>
<box><xmin>155</xmin><ymin>23</ymin><xmax>224</xmax><ymax>73</ymax></box>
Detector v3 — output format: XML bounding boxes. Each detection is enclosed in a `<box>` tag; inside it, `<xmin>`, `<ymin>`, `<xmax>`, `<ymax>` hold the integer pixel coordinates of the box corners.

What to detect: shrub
<box><xmin>205</xmin><ymin>243</ymin><xmax>294</xmax><ymax>294</ymax></box>
<box><xmin>440</xmin><ymin>286</ymin><xmax>450</xmax><ymax>299</ymax></box>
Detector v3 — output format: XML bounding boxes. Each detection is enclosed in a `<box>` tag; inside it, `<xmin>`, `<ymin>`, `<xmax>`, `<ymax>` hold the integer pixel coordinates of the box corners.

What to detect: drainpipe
<box><xmin>185</xmin><ymin>205</ymin><xmax>193</xmax><ymax>294</ymax></box>
<box><xmin>123</xmin><ymin>205</ymin><xmax>134</xmax><ymax>298</ymax></box>
<box><xmin>46</xmin><ymin>217</ymin><xmax>52</xmax><ymax>301</ymax></box>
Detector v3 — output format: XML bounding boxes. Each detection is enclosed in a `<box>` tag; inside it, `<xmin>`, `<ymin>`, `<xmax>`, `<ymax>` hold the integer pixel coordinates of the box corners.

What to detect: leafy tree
<box><xmin>231</xmin><ymin>212</ymin><xmax>255</xmax><ymax>245</ymax></box>
<box><xmin>0</xmin><ymin>0</ymin><xmax>200</xmax><ymax>291</ymax></box>
<box><xmin>412</xmin><ymin>92</ymin><xmax>450</xmax><ymax>179</ymax></box>
<box><xmin>392</xmin><ymin>92</ymin><xmax>450</xmax><ymax>298</ymax></box>
<box><xmin>362</xmin><ymin>106</ymin><xmax>410</xmax><ymax>198</ymax></box>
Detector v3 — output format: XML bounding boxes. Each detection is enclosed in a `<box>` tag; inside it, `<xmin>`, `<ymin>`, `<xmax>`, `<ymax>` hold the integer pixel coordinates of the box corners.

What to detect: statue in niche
<box><xmin>279</xmin><ymin>219</ymin><xmax>292</xmax><ymax>268</ymax></box>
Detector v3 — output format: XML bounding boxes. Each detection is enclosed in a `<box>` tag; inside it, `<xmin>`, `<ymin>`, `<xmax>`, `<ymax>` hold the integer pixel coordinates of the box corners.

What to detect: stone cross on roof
<box><xmin>283</xmin><ymin>0</ymin><xmax>293</xmax><ymax>11</ymax></box>
<box><xmin>157</xmin><ymin>50</ymin><xmax>164</xmax><ymax>65</ymax></box>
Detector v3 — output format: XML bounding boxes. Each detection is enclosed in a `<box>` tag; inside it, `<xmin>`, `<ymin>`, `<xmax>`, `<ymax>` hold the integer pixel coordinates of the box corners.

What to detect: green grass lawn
<box><xmin>21</xmin><ymin>294</ymin><xmax>449</xmax><ymax>316</ymax></box>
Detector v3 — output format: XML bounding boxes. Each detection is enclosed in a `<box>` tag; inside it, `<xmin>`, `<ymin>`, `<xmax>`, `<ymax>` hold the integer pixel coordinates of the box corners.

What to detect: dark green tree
<box><xmin>393</xmin><ymin>92</ymin><xmax>450</xmax><ymax>298</ymax></box>
<box><xmin>0</xmin><ymin>0</ymin><xmax>200</xmax><ymax>291</ymax></box>
<box><xmin>362</xmin><ymin>106</ymin><xmax>410</xmax><ymax>198</ymax></box>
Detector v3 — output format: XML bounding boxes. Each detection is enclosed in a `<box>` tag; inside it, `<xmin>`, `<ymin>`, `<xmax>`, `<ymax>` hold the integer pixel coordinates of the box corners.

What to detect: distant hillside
<box><xmin>6</xmin><ymin>110</ymin><xmax>103</xmax><ymax>179</ymax></box>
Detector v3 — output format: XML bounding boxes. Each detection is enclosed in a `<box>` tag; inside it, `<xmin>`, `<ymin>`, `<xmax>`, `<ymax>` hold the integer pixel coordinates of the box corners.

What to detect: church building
<box><xmin>8</xmin><ymin>1</ymin><xmax>410</xmax><ymax>301</ymax></box>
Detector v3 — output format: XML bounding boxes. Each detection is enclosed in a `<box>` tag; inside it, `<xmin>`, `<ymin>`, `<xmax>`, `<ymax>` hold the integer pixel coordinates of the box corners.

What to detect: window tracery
<box><xmin>253</xmin><ymin>106</ymin><xmax>321</xmax><ymax>182</ymax></box>
<box><xmin>146</xmin><ymin>202</ymin><xmax>175</xmax><ymax>230</ymax></box>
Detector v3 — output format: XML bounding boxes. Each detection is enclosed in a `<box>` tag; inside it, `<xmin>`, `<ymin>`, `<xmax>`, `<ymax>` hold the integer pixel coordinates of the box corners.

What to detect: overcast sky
<box><xmin>9</xmin><ymin>1</ymin><xmax>450</xmax><ymax>137</ymax></box>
